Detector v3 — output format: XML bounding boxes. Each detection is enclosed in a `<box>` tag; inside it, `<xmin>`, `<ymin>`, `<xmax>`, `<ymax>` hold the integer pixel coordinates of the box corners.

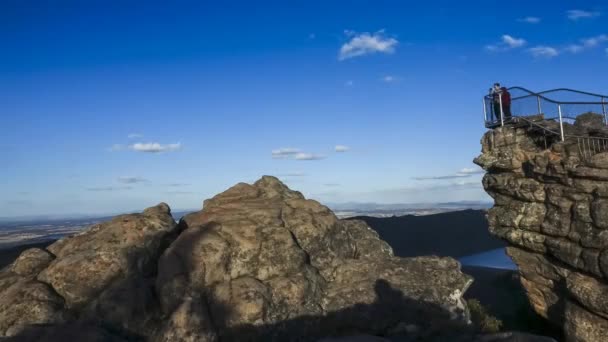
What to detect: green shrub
<box><xmin>467</xmin><ymin>298</ymin><xmax>503</xmax><ymax>334</ymax></box>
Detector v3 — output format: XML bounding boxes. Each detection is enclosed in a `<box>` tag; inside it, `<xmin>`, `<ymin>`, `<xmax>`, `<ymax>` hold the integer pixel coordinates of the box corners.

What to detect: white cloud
<box><xmin>458</xmin><ymin>168</ymin><xmax>484</xmax><ymax>175</ymax></box>
<box><xmin>518</xmin><ymin>16</ymin><xmax>541</xmax><ymax>24</ymax></box>
<box><xmin>272</xmin><ymin>148</ymin><xmax>301</xmax><ymax>159</ymax></box>
<box><xmin>485</xmin><ymin>34</ymin><xmax>526</xmax><ymax>52</ymax></box>
<box><xmin>108</xmin><ymin>144</ymin><xmax>124</xmax><ymax>152</ymax></box>
<box><xmin>582</xmin><ymin>34</ymin><xmax>608</xmax><ymax>48</ymax></box>
<box><xmin>339</xmin><ymin>30</ymin><xmax>398</xmax><ymax>60</ymax></box>
<box><xmin>295</xmin><ymin>153</ymin><xmax>326</xmax><ymax>160</ymax></box>
<box><xmin>345</xmin><ymin>80</ymin><xmax>354</xmax><ymax>87</ymax></box>
<box><xmin>563</xmin><ymin>34</ymin><xmax>608</xmax><ymax>54</ymax></box>
<box><xmin>565</xmin><ymin>44</ymin><xmax>585</xmax><ymax>53</ymax></box>
<box><xmin>567</xmin><ymin>9</ymin><xmax>600</xmax><ymax>21</ymax></box>
<box><xmin>414</xmin><ymin>167</ymin><xmax>484</xmax><ymax>180</ymax></box>
<box><xmin>278</xmin><ymin>172</ymin><xmax>306</xmax><ymax>177</ymax></box>
<box><xmin>606</xmin><ymin>48</ymin><xmax>608</xmax><ymax>56</ymax></box>
<box><xmin>130</xmin><ymin>142</ymin><xmax>181</xmax><ymax>153</ymax></box>
<box><xmin>502</xmin><ymin>35</ymin><xmax>526</xmax><ymax>48</ymax></box>
<box><xmin>167</xmin><ymin>183</ymin><xmax>190</xmax><ymax>187</ymax></box>
<box><xmin>335</xmin><ymin>145</ymin><xmax>350</xmax><ymax>152</ymax></box>
<box><xmin>86</xmin><ymin>186</ymin><xmax>132</xmax><ymax>191</ymax></box>
<box><xmin>128</xmin><ymin>133</ymin><xmax>143</xmax><ymax>139</ymax></box>
<box><xmin>528</xmin><ymin>46</ymin><xmax>559</xmax><ymax>58</ymax></box>
<box><xmin>382</xmin><ymin>75</ymin><xmax>397</xmax><ymax>83</ymax></box>
<box><xmin>117</xmin><ymin>176</ymin><xmax>147</xmax><ymax>184</ymax></box>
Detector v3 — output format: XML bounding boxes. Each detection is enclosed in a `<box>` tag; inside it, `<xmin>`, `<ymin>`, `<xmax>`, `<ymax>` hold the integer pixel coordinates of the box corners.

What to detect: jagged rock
<box><xmin>0</xmin><ymin>203</ymin><xmax>179</xmax><ymax>338</ymax></box>
<box><xmin>38</xmin><ymin>202</ymin><xmax>177</xmax><ymax>309</ymax></box>
<box><xmin>0</xmin><ymin>280</ymin><xmax>67</xmax><ymax>336</ymax></box>
<box><xmin>10</xmin><ymin>248</ymin><xmax>54</xmax><ymax>277</ymax></box>
<box><xmin>156</xmin><ymin>176</ymin><xmax>473</xmax><ymax>341</ymax></box>
<box><xmin>476</xmin><ymin>118</ymin><xmax>608</xmax><ymax>341</ymax></box>
<box><xmin>0</xmin><ymin>178</ymin><xmax>476</xmax><ymax>341</ymax></box>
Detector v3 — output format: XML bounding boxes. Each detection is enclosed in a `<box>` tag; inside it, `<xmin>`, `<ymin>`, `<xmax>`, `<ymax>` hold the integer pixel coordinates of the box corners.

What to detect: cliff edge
<box><xmin>475</xmin><ymin>114</ymin><xmax>608</xmax><ymax>341</ymax></box>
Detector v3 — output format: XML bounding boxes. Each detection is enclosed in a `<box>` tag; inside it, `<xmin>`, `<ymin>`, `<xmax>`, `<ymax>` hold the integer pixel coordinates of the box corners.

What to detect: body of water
<box><xmin>459</xmin><ymin>248</ymin><xmax>517</xmax><ymax>270</ymax></box>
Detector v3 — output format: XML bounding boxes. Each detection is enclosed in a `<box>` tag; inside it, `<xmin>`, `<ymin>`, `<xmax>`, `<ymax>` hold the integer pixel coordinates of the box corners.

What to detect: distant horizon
<box><xmin>0</xmin><ymin>199</ymin><xmax>492</xmax><ymax>221</ymax></box>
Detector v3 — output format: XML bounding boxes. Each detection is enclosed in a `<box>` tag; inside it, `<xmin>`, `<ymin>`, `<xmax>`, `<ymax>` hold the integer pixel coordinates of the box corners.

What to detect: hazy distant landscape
<box><xmin>0</xmin><ymin>210</ymin><xmax>193</xmax><ymax>249</ymax></box>
<box><xmin>0</xmin><ymin>202</ymin><xmax>491</xmax><ymax>250</ymax></box>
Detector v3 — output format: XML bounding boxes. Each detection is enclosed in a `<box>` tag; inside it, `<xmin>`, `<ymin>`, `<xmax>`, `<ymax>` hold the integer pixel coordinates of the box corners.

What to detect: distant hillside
<box><xmin>349</xmin><ymin>209</ymin><xmax>505</xmax><ymax>258</ymax></box>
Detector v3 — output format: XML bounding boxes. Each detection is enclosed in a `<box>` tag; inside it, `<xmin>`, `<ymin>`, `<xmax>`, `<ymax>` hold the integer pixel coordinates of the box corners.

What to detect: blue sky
<box><xmin>1</xmin><ymin>0</ymin><xmax>607</xmax><ymax>217</ymax></box>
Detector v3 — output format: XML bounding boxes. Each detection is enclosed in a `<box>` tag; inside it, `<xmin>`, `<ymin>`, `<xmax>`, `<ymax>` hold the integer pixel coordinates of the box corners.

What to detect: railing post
<box><xmin>558</xmin><ymin>104</ymin><xmax>565</xmax><ymax>142</ymax></box>
<box><xmin>602</xmin><ymin>97</ymin><xmax>607</xmax><ymax>126</ymax></box>
<box><xmin>499</xmin><ymin>93</ymin><xmax>504</xmax><ymax>127</ymax></box>
<box><xmin>537</xmin><ymin>96</ymin><xmax>542</xmax><ymax>115</ymax></box>
<box><xmin>483</xmin><ymin>97</ymin><xmax>487</xmax><ymax>123</ymax></box>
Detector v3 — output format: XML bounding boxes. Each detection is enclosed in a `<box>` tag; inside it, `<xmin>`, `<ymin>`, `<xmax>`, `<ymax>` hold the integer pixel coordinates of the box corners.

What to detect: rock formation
<box><xmin>0</xmin><ymin>176</ymin><xmax>480</xmax><ymax>341</ymax></box>
<box><xmin>475</xmin><ymin>114</ymin><xmax>608</xmax><ymax>341</ymax></box>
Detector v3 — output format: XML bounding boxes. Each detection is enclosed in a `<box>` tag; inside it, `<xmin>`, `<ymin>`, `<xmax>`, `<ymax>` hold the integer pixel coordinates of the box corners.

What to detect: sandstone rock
<box><xmin>478</xmin><ymin>120</ymin><xmax>608</xmax><ymax>342</ymax></box>
<box><xmin>564</xmin><ymin>300</ymin><xmax>608</xmax><ymax>342</ymax></box>
<box><xmin>156</xmin><ymin>176</ymin><xmax>473</xmax><ymax>341</ymax></box>
<box><xmin>10</xmin><ymin>248</ymin><xmax>54</xmax><ymax>277</ymax></box>
<box><xmin>1</xmin><ymin>179</ymin><xmax>476</xmax><ymax>341</ymax></box>
<box><xmin>38</xmin><ymin>202</ymin><xmax>177</xmax><ymax>309</ymax></box>
<box><xmin>0</xmin><ymin>280</ymin><xmax>67</xmax><ymax>336</ymax></box>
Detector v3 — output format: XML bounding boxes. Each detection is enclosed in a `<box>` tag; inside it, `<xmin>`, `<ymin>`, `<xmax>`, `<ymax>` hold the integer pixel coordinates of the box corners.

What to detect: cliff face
<box><xmin>475</xmin><ymin>116</ymin><xmax>608</xmax><ymax>342</ymax></box>
<box><xmin>0</xmin><ymin>176</ymin><xmax>477</xmax><ymax>341</ymax></box>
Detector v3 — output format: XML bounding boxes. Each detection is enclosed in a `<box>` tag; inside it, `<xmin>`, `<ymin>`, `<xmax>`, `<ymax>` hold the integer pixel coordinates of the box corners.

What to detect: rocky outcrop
<box><xmin>475</xmin><ymin>115</ymin><xmax>608</xmax><ymax>341</ymax></box>
<box><xmin>0</xmin><ymin>177</ymin><xmax>478</xmax><ymax>341</ymax></box>
<box><xmin>155</xmin><ymin>176</ymin><xmax>473</xmax><ymax>341</ymax></box>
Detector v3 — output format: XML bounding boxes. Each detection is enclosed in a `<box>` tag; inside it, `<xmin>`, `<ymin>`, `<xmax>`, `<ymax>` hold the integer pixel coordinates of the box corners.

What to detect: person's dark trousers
<box><xmin>493</xmin><ymin>102</ymin><xmax>502</xmax><ymax>121</ymax></box>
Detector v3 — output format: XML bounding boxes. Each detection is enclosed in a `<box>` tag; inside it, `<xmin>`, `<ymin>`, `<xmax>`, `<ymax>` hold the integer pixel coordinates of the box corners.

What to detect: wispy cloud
<box><xmin>565</xmin><ymin>34</ymin><xmax>608</xmax><ymax>53</ymax></box>
<box><xmin>335</xmin><ymin>145</ymin><xmax>350</xmax><ymax>152</ymax></box>
<box><xmin>345</xmin><ymin>80</ymin><xmax>354</xmax><ymax>87</ymax></box>
<box><xmin>295</xmin><ymin>153</ymin><xmax>326</xmax><ymax>160</ymax></box>
<box><xmin>381</xmin><ymin>75</ymin><xmax>398</xmax><ymax>83</ymax></box>
<box><xmin>277</xmin><ymin>172</ymin><xmax>307</xmax><ymax>177</ymax></box>
<box><xmin>567</xmin><ymin>9</ymin><xmax>600</xmax><ymax>21</ymax></box>
<box><xmin>324</xmin><ymin>183</ymin><xmax>340</xmax><ymax>187</ymax></box>
<box><xmin>166</xmin><ymin>183</ymin><xmax>191</xmax><ymax>187</ymax></box>
<box><xmin>109</xmin><ymin>144</ymin><xmax>124</xmax><ymax>152</ymax></box>
<box><xmin>528</xmin><ymin>46</ymin><xmax>559</xmax><ymax>58</ymax></box>
<box><xmin>485</xmin><ymin>34</ymin><xmax>526</xmax><ymax>52</ymax></box>
<box><xmin>128</xmin><ymin>133</ymin><xmax>143</xmax><ymax>139</ymax></box>
<box><xmin>413</xmin><ymin>167</ymin><xmax>484</xmax><ymax>180</ymax></box>
<box><xmin>130</xmin><ymin>142</ymin><xmax>181</xmax><ymax>153</ymax></box>
<box><xmin>518</xmin><ymin>16</ymin><xmax>541</xmax><ymax>24</ymax></box>
<box><xmin>117</xmin><ymin>176</ymin><xmax>147</xmax><ymax>184</ymax></box>
<box><xmin>272</xmin><ymin>148</ymin><xmax>301</xmax><ymax>159</ymax></box>
<box><xmin>339</xmin><ymin>30</ymin><xmax>398</xmax><ymax>60</ymax></box>
<box><xmin>165</xmin><ymin>191</ymin><xmax>196</xmax><ymax>195</ymax></box>
<box><xmin>86</xmin><ymin>186</ymin><xmax>133</xmax><ymax>192</ymax></box>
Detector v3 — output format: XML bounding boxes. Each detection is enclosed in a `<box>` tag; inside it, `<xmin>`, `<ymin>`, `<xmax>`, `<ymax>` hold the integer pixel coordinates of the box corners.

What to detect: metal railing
<box><xmin>483</xmin><ymin>86</ymin><xmax>608</xmax><ymax>141</ymax></box>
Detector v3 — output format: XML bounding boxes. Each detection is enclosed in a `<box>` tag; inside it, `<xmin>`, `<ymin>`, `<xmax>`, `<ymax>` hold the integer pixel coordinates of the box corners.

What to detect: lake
<box><xmin>459</xmin><ymin>248</ymin><xmax>517</xmax><ymax>270</ymax></box>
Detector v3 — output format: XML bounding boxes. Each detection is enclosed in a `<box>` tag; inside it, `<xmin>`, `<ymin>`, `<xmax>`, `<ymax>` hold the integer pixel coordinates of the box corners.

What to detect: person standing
<box><xmin>491</xmin><ymin>83</ymin><xmax>502</xmax><ymax>121</ymax></box>
<box><xmin>491</xmin><ymin>83</ymin><xmax>512</xmax><ymax>121</ymax></box>
<box><xmin>500</xmin><ymin>85</ymin><xmax>512</xmax><ymax>119</ymax></box>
